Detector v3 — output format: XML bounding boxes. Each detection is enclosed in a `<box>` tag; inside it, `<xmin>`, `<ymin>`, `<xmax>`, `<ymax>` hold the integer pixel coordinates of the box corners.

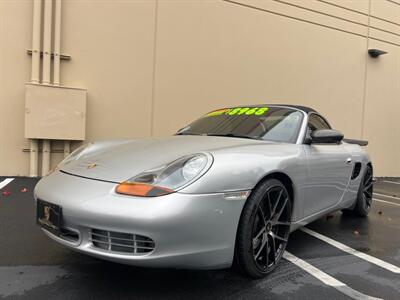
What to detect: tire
<box><xmin>234</xmin><ymin>178</ymin><xmax>292</xmax><ymax>278</ymax></box>
<box><xmin>342</xmin><ymin>165</ymin><xmax>373</xmax><ymax>217</ymax></box>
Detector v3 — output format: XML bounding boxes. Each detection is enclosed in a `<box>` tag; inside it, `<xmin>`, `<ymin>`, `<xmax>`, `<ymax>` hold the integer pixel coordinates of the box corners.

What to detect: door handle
<box><xmin>346</xmin><ymin>158</ymin><xmax>352</xmax><ymax>164</ymax></box>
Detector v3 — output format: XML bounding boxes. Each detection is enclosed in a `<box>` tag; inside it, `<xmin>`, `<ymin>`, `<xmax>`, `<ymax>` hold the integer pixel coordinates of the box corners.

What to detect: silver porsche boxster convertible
<box><xmin>35</xmin><ymin>104</ymin><xmax>373</xmax><ymax>278</ymax></box>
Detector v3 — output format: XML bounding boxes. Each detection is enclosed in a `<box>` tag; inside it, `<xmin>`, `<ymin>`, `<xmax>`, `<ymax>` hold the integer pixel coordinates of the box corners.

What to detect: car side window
<box><xmin>307</xmin><ymin>114</ymin><xmax>330</xmax><ymax>132</ymax></box>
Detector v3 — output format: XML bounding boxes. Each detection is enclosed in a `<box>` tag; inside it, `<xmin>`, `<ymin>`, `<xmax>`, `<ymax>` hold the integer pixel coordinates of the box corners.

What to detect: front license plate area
<box><xmin>36</xmin><ymin>199</ymin><xmax>62</xmax><ymax>236</ymax></box>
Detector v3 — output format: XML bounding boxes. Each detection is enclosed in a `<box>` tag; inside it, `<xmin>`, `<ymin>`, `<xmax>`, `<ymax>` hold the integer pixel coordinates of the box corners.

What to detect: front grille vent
<box><xmin>90</xmin><ymin>228</ymin><xmax>155</xmax><ymax>255</ymax></box>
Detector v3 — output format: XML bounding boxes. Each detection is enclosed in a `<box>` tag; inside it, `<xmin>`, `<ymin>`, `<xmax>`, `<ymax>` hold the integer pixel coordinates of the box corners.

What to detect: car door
<box><xmin>303</xmin><ymin>113</ymin><xmax>353</xmax><ymax>217</ymax></box>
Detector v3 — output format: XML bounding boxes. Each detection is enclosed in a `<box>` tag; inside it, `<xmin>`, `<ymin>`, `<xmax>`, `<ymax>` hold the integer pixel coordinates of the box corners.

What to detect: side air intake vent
<box><xmin>351</xmin><ymin>163</ymin><xmax>362</xmax><ymax>180</ymax></box>
<box><xmin>60</xmin><ymin>227</ymin><xmax>79</xmax><ymax>243</ymax></box>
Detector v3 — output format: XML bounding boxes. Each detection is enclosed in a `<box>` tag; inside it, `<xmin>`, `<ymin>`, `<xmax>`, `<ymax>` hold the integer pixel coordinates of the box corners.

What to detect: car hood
<box><xmin>60</xmin><ymin>135</ymin><xmax>270</xmax><ymax>183</ymax></box>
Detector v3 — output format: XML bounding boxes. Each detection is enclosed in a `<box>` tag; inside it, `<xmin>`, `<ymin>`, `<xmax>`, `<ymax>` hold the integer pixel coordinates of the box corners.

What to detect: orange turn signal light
<box><xmin>116</xmin><ymin>182</ymin><xmax>174</xmax><ymax>197</ymax></box>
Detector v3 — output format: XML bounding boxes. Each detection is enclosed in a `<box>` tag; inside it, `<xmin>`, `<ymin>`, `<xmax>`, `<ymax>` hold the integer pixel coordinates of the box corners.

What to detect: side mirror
<box><xmin>308</xmin><ymin>129</ymin><xmax>344</xmax><ymax>144</ymax></box>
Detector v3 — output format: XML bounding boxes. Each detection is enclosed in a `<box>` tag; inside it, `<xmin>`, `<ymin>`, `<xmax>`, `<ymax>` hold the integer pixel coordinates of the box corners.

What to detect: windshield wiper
<box><xmin>176</xmin><ymin>132</ymin><xmax>259</xmax><ymax>140</ymax></box>
<box><xmin>175</xmin><ymin>132</ymin><xmax>197</xmax><ymax>136</ymax></box>
<box><xmin>205</xmin><ymin>133</ymin><xmax>259</xmax><ymax>140</ymax></box>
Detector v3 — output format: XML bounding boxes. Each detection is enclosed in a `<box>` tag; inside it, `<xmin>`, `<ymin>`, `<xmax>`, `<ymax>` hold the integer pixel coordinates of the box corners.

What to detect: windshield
<box><xmin>176</xmin><ymin>106</ymin><xmax>304</xmax><ymax>143</ymax></box>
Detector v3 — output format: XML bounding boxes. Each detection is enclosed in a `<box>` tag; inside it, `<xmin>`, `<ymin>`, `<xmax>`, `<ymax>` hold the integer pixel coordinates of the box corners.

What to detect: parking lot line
<box><xmin>382</xmin><ymin>180</ymin><xmax>400</xmax><ymax>185</ymax></box>
<box><xmin>283</xmin><ymin>251</ymin><xmax>382</xmax><ymax>300</ymax></box>
<box><xmin>373</xmin><ymin>192</ymin><xmax>400</xmax><ymax>201</ymax></box>
<box><xmin>373</xmin><ymin>198</ymin><xmax>400</xmax><ymax>207</ymax></box>
<box><xmin>301</xmin><ymin>227</ymin><xmax>400</xmax><ymax>274</ymax></box>
<box><xmin>0</xmin><ymin>178</ymin><xmax>14</xmax><ymax>190</ymax></box>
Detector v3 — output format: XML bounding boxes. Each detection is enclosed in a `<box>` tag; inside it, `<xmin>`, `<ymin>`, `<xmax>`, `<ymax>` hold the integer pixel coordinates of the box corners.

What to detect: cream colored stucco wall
<box><xmin>0</xmin><ymin>0</ymin><xmax>399</xmax><ymax>176</ymax></box>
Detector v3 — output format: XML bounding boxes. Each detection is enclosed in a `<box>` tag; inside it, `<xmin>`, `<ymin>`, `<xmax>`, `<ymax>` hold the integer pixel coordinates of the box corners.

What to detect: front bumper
<box><xmin>34</xmin><ymin>171</ymin><xmax>247</xmax><ymax>269</ymax></box>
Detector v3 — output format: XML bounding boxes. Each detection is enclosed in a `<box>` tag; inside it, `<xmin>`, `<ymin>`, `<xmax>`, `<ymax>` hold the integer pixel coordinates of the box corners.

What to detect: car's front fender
<box><xmin>180</xmin><ymin>144</ymin><xmax>306</xmax><ymax>194</ymax></box>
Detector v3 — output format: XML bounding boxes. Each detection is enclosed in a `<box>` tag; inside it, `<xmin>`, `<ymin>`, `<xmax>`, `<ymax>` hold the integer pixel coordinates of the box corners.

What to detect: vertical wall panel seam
<box><xmin>361</xmin><ymin>0</ymin><xmax>372</xmax><ymax>139</ymax></box>
<box><xmin>150</xmin><ymin>0</ymin><xmax>159</xmax><ymax>137</ymax></box>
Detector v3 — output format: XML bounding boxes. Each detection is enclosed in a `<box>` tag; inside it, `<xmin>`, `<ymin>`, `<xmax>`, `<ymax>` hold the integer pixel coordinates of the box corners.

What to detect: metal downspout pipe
<box><xmin>29</xmin><ymin>0</ymin><xmax>69</xmax><ymax>175</ymax></box>
<box><xmin>29</xmin><ymin>0</ymin><xmax>42</xmax><ymax>177</ymax></box>
<box><xmin>42</xmin><ymin>0</ymin><xmax>52</xmax><ymax>86</ymax></box>
<box><xmin>29</xmin><ymin>0</ymin><xmax>67</xmax><ymax>176</ymax></box>
<box><xmin>41</xmin><ymin>0</ymin><xmax>53</xmax><ymax>176</ymax></box>
<box><xmin>53</xmin><ymin>0</ymin><xmax>71</xmax><ymax>158</ymax></box>
<box><xmin>53</xmin><ymin>0</ymin><xmax>61</xmax><ymax>86</ymax></box>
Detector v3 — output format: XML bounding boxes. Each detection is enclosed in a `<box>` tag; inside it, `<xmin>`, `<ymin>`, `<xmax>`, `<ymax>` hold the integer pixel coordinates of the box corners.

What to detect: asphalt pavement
<box><xmin>0</xmin><ymin>177</ymin><xmax>399</xmax><ymax>299</ymax></box>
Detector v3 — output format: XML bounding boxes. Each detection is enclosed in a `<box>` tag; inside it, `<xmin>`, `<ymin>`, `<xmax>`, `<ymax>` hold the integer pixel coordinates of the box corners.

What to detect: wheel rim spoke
<box><xmin>253</xmin><ymin>227</ymin><xmax>266</xmax><ymax>242</ymax></box>
<box><xmin>257</xmin><ymin>204</ymin><xmax>268</xmax><ymax>225</ymax></box>
<box><xmin>273</xmin><ymin>221</ymin><xmax>291</xmax><ymax>226</ymax></box>
<box><xmin>271</xmin><ymin>232</ymin><xmax>288</xmax><ymax>243</ymax></box>
<box><xmin>266</xmin><ymin>193</ymin><xmax>272</xmax><ymax>219</ymax></box>
<box><xmin>268</xmin><ymin>233</ymin><xmax>276</xmax><ymax>265</ymax></box>
<box><xmin>364</xmin><ymin>189</ymin><xmax>372</xmax><ymax>198</ymax></box>
<box><xmin>264</xmin><ymin>237</ymin><xmax>269</xmax><ymax>268</ymax></box>
<box><xmin>365</xmin><ymin>173</ymin><xmax>372</xmax><ymax>185</ymax></box>
<box><xmin>364</xmin><ymin>182</ymin><xmax>373</xmax><ymax>191</ymax></box>
<box><xmin>364</xmin><ymin>194</ymin><xmax>372</xmax><ymax>207</ymax></box>
<box><xmin>273</xmin><ymin>197</ymin><xmax>288</xmax><ymax>222</ymax></box>
<box><xmin>270</xmin><ymin>189</ymin><xmax>283</xmax><ymax>217</ymax></box>
<box><xmin>254</xmin><ymin>235</ymin><xmax>267</xmax><ymax>260</ymax></box>
<box><xmin>364</xmin><ymin>195</ymin><xmax>370</xmax><ymax>208</ymax></box>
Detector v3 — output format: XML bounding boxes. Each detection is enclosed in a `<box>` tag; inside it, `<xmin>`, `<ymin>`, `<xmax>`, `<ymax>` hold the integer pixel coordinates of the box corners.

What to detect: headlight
<box><xmin>59</xmin><ymin>143</ymin><xmax>92</xmax><ymax>167</ymax></box>
<box><xmin>116</xmin><ymin>153</ymin><xmax>211</xmax><ymax>197</ymax></box>
<box><xmin>182</xmin><ymin>155</ymin><xmax>207</xmax><ymax>180</ymax></box>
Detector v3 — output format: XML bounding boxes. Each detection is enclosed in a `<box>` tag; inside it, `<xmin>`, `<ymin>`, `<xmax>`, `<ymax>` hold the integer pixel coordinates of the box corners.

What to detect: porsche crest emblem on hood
<box><xmin>87</xmin><ymin>163</ymin><xmax>98</xmax><ymax>169</ymax></box>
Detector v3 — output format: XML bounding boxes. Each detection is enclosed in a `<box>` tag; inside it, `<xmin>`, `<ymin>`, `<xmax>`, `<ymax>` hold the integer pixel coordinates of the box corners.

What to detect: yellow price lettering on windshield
<box><xmin>205</xmin><ymin>108</ymin><xmax>229</xmax><ymax>117</ymax></box>
<box><xmin>205</xmin><ymin>107</ymin><xmax>269</xmax><ymax>117</ymax></box>
<box><xmin>227</xmin><ymin>107</ymin><xmax>269</xmax><ymax>116</ymax></box>
<box><xmin>254</xmin><ymin>107</ymin><xmax>269</xmax><ymax>115</ymax></box>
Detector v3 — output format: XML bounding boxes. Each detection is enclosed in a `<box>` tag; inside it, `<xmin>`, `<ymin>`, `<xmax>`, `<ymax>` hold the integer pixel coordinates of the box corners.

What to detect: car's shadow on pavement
<box><xmin>58</xmin><ymin>258</ymin><xmax>260</xmax><ymax>299</ymax></box>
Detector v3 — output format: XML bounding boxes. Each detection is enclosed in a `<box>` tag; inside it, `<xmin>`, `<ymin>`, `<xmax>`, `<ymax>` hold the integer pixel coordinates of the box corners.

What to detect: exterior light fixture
<box><xmin>368</xmin><ymin>49</ymin><xmax>388</xmax><ymax>58</ymax></box>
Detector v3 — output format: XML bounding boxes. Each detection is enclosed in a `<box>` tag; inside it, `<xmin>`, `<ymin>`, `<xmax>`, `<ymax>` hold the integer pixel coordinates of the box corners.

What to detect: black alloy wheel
<box><xmin>343</xmin><ymin>164</ymin><xmax>373</xmax><ymax>217</ymax></box>
<box><xmin>361</xmin><ymin>166</ymin><xmax>373</xmax><ymax>211</ymax></box>
<box><xmin>235</xmin><ymin>179</ymin><xmax>292</xmax><ymax>278</ymax></box>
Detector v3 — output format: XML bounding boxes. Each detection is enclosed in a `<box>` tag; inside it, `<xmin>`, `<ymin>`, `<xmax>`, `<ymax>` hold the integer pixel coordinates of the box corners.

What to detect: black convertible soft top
<box><xmin>343</xmin><ymin>139</ymin><xmax>369</xmax><ymax>146</ymax></box>
<box><xmin>271</xmin><ymin>104</ymin><xmax>317</xmax><ymax>114</ymax></box>
<box><xmin>271</xmin><ymin>105</ymin><xmax>369</xmax><ymax>146</ymax></box>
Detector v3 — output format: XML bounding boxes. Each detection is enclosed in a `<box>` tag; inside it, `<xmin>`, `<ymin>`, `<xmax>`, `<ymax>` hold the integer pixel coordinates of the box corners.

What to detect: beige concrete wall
<box><xmin>0</xmin><ymin>0</ymin><xmax>399</xmax><ymax>176</ymax></box>
<box><xmin>0</xmin><ymin>1</ymin><xmax>32</xmax><ymax>175</ymax></box>
<box><xmin>364</xmin><ymin>0</ymin><xmax>400</xmax><ymax>176</ymax></box>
